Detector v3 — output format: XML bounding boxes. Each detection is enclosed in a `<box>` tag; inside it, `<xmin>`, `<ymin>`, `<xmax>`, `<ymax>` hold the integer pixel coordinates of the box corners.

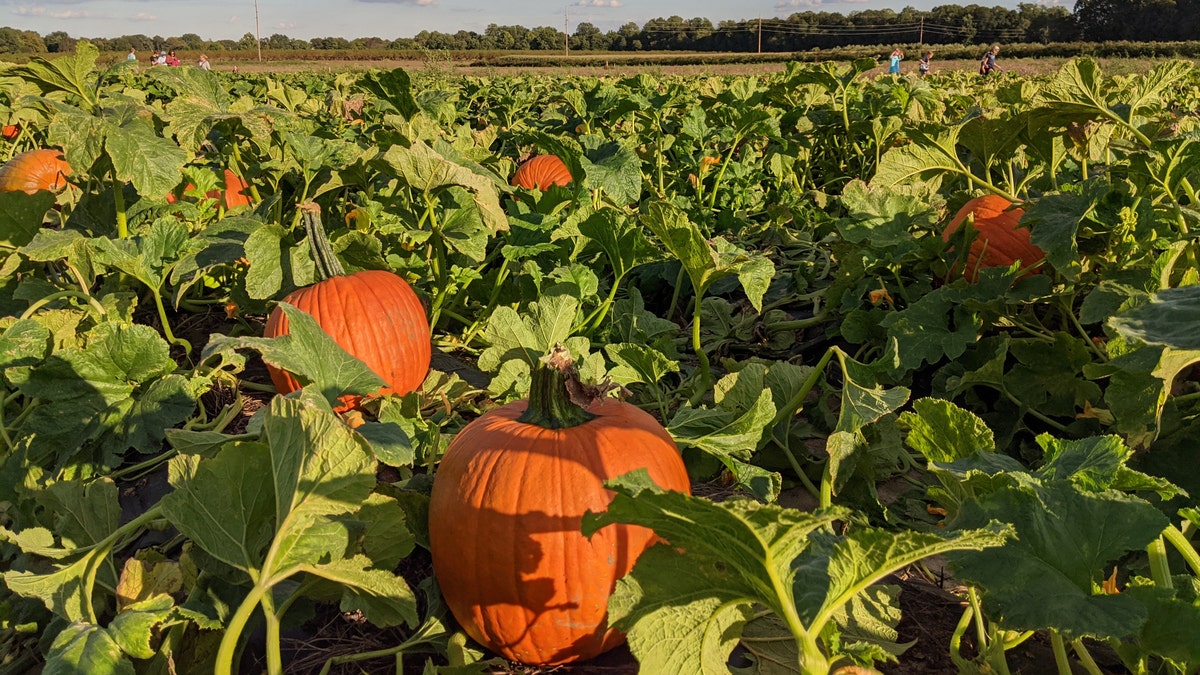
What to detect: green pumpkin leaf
<box><xmin>0</xmin><ymin>189</ymin><xmax>56</xmax><ymax>249</ymax></box>
<box><xmin>42</xmin><ymin>623</ymin><xmax>134</xmax><ymax>675</ymax></box>
<box><xmin>301</xmin><ymin>555</ymin><xmax>417</xmax><ymax>628</ymax></box>
<box><xmin>948</xmin><ymin>481</ymin><xmax>1168</xmax><ymax>639</ymax></box>
<box><xmin>160</xmin><ymin>442</ymin><xmax>276</xmax><ymax>573</ymax></box>
<box><xmin>202</xmin><ymin>303</ymin><xmax>387</xmax><ymax>408</ymax></box>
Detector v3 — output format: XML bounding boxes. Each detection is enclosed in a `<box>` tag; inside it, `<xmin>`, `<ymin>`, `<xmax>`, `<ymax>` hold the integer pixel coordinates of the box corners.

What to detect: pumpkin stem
<box><xmin>301</xmin><ymin>202</ymin><xmax>345</xmax><ymax>280</ymax></box>
<box><xmin>517</xmin><ymin>345</ymin><xmax>604</xmax><ymax>429</ymax></box>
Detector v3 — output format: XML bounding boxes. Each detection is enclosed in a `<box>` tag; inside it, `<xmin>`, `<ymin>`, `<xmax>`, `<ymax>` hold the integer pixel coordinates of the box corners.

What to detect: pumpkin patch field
<box><xmin>1</xmin><ymin>41</ymin><xmax>1200</xmax><ymax>675</ymax></box>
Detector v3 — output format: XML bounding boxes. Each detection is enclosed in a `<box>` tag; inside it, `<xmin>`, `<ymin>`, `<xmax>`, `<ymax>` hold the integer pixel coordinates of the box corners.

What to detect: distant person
<box><xmin>232</xmin><ymin>65</ymin><xmax>239</xmax><ymax>74</ymax></box>
<box><xmin>919</xmin><ymin>51</ymin><xmax>932</xmax><ymax>77</ymax></box>
<box><xmin>150</xmin><ymin>51</ymin><xmax>160</xmax><ymax>65</ymax></box>
<box><xmin>980</xmin><ymin>45</ymin><xmax>1004</xmax><ymax>77</ymax></box>
<box><xmin>198</xmin><ymin>54</ymin><xmax>211</xmax><ymax>71</ymax></box>
<box><xmin>166</xmin><ymin>50</ymin><xmax>181</xmax><ymax>67</ymax></box>
<box><xmin>126</xmin><ymin>48</ymin><xmax>137</xmax><ymax>62</ymax></box>
<box><xmin>889</xmin><ymin>48</ymin><xmax>904</xmax><ymax>74</ymax></box>
<box><xmin>155</xmin><ymin>51</ymin><xmax>167</xmax><ymax>66</ymax></box>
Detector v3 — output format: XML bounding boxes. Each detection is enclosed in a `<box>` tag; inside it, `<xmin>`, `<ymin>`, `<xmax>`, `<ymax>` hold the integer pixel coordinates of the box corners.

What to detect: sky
<box><xmin>1</xmin><ymin>0</ymin><xmax>1059</xmax><ymax>41</ymax></box>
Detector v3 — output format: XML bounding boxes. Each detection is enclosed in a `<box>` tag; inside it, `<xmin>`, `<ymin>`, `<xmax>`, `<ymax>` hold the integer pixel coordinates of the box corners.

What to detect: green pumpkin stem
<box><xmin>301</xmin><ymin>202</ymin><xmax>345</xmax><ymax>280</ymax></box>
<box><xmin>517</xmin><ymin>345</ymin><xmax>599</xmax><ymax>429</ymax></box>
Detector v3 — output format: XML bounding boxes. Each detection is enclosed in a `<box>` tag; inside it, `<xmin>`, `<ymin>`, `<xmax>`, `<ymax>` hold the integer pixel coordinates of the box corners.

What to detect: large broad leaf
<box><xmin>259</xmin><ymin>393</ymin><xmax>376</xmax><ymax>575</ymax></box>
<box><xmin>584</xmin><ymin>471</ymin><xmax>1005</xmax><ymax>674</ymax></box>
<box><xmin>582</xmin><ymin>471</ymin><xmax>842</xmax><ymax>674</ymax></box>
<box><xmin>871</xmin><ymin>127</ymin><xmax>967</xmax><ymax>193</ymax></box>
<box><xmin>641</xmin><ymin>201</ymin><xmax>775</xmax><ymax>311</ymax></box>
<box><xmin>948</xmin><ymin>480</ymin><xmax>1168</xmax><ymax>639</ymax></box>
<box><xmin>160</xmin><ymin>441</ymin><xmax>276</xmax><ymax>573</ymax></box>
<box><xmin>900</xmin><ymin>398</ymin><xmax>995</xmax><ymax>464</ymax></box>
<box><xmin>202</xmin><ymin>303</ymin><xmax>386</xmax><ymax>408</ymax></box>
<box><xmin>41</xmin><ymin>622</ymin><xmax>134</xmax><ymax>675</ymax></box>
<box><xmin>357</xmin><ymin>67</ymin><xmax>418</xmax><ymax>119</ymax></box>
<box><xmin>301</xmin><ymin>555</ymin><xmax>417</xmax><ymax>628</ymax></box>
<box><xmin>1110</xmin><ymin>285</ymin><xmax>1200</xmax><ymax>351</ymax></box>
<box><xmin>380</xmin><ymin>140</ymin><xmax>506</xmax><ymax>233</ymax></box>
<box><xmin>0</xmin><ymin>190</ymin><xmax>56</xmax><ymax>249</ymax></box>
<box><xmin>577</xmin><ymin>209</ymin><xmax>658</xmax><ymax>283</ymax></box>
<box><xmin>836</xmin><ymin>180</ymin><xmax>938</xmax><ymax>262</ymax></box>
<box><xmin>579</xmin><ymin>135</ymin><xmax>642</xmax><ymax>205</ymax></box>
<box><xmin>13</xmin><ymin>40</ymin><xmax>101</xmax><ymax>111</ymax></box>
<box><xmin>152</xmin><ymin>66</ymin><xmax>284</xmax><ymax>152</ymax></box>
<box><xmin>102</xmin><ymin>107</ymin><xmax>189</xmax><ymax>199</ymax></box>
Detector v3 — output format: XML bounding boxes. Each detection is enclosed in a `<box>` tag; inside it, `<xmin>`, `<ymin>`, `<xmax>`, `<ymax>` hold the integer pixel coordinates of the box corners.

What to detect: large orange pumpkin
<box><xmin>0</xmin><ymin>149</ymin><xmax>71</xmax><ymax>194</ymax></box>
<box><xmin>511</xmin><ymin>154</ymin><xmax>573</xmax><ymax>190</ymax></box>
<box><xmin>428</xmin><ymin>346</ymin><xmax>691</xmax><ymax>666</ymax></box>
<box><xmin>263</xmin><ymin>203</ymin><xmax>430</xmax><ymax>410</ymax></box>
<box><xmin>942</xmin><ymin>194</ymin><xmax>1045</xmax><ymax>282</ymax></box>
<box><xmin>167</xmin><ymin>168</ymin><xmax>253</xmax><ymax>210</ymax></box>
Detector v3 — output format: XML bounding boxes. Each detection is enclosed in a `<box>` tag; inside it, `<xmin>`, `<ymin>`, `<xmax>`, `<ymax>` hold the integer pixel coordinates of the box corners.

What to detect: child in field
<box><xmin>919</xmin><ymin>51</ymin><xmax>932</xmax><ymax>77</ymax></box>
<box><xmin>889</xmin><ymin>48</ymin><xmax>904</xmax><ymax>74</ymax></box>
<box><xmin>980</xmin><ymin>45</ymin><xmax>1003</xmax><ymax>76</ymax></box>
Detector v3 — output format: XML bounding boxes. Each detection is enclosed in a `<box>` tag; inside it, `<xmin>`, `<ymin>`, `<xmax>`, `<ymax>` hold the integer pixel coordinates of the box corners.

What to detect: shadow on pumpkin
<box><xmin>435</xmin><ymin>503</ymin><xmax>647</xmax><ymax>665</ymax></box>
<box><xmin>430</xmin><ymin>404</ymin><xmax>688</xmax><ymax>665</ymax></box>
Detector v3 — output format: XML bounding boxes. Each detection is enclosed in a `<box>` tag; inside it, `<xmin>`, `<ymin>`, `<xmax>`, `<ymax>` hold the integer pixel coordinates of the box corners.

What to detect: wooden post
<box><xmin>254</xmin><ymin>0</ymin><xmax>262</xmax><ymax>61</ymax></box>
<box><xmin>758</xmin><ymin>18</ymin><xmax>762</xmax><ymax>53</ymax></box>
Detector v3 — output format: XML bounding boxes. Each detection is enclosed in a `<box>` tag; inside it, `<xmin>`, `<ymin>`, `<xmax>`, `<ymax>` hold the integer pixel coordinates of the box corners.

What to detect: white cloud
<box><xmin>775</xmin><ymin>0</ymin><xmax>821</xmax><ymax>8</ymax></box>
<box><xmin>276</xmin><ymin>20</ymin><xmax>297</xmax><ymax>29</ymax></box>
<box><xmin>354</xmin><ymin>0</ymin><xmax>436</xmax><ymax>5</ymax></box>
<box><xmin>130</xmin><ymin>12</ymin><xmax>155</xmax><ymax>21</ymax></box>
<box><xmin>576</xmin><ymin>0</ymin><xmax>623</xmax><ymax>7</ymax></box>
<box><xmin>12</xmin><ymin>6</ymin><xmax>93</xmax><ymax>18</ymax></box>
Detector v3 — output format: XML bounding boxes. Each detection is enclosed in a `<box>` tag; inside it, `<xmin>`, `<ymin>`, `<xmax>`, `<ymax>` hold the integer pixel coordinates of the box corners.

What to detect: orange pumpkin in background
<box><xmin>263</xmin><ymin>203</ymin><xmax>430</xmax><ymax>411</ymax></box>
<box><xmin>511</xmin><ymin>154</ymin><xmax>573</xmax><ymax>190</ymax></box>
<box><xmin>167</xmin><ymin>168</ymin><xmax>253</xmax><ymax>210</ymax></box>
<box><xmin>2</xmin><ymin>125</ymin><xmax>20</xmax><ymax>140</ymax></box>
<box><xmin>0</xmin><ymin>149</ymin><xmax>71</xmax><ymax>194</ymax></box>
<box><xmin>942</xmin><ymin>194</ymin><xmax>1045</xmax><ymax>282</ymax></box>
<box><xmin>428</xmin><ymin>346</ymin><xmax>692</xmax><ymax>666</ymax></box>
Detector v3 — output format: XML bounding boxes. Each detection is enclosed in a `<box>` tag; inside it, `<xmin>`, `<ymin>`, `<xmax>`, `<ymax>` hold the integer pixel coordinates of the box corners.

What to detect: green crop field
<box><xmin>0</xmin><ymin>40</ymin><xmax>1198</xmax><ymax>675</ymax></box>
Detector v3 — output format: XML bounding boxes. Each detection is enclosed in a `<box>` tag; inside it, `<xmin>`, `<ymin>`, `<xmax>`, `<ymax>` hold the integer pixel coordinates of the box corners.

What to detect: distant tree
<box><xmin>44</xmin><ymin>30</ymin><xmax>75</xmax><ymax>53</ymax></box>
<box><xmin>571</xmin><ymin>22</ymin><xmax>605</xmax><ymax>51</ymax></box>
<box><xmin>528</xmin><ymin>25</ymin><xmax>564</xmax><ymax>51</ymax></box>
<box><xmin>179</xmin><ymin>33</ymin><xmax>205</xmax><ymax>49</ymax></box>
<box><xmin>238</xmin><ymin>32</ymin><xmax>258</xmax><ymax>50</ymax></box>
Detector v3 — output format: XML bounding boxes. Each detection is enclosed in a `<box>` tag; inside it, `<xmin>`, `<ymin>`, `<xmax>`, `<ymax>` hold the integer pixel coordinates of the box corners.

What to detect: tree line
<box><xmin>0</xmin><ymin>1</ymin><xmax>1194</xmax><ymax>56</ymax></box>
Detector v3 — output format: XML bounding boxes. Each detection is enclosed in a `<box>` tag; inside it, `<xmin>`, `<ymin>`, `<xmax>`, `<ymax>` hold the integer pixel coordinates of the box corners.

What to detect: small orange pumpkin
<box><xmin>167</xmin><ymin>168</ymin><xmax>253</xmax><ymax>210</ymax></box>
<box><xmin>429</xmin><ymin>346</ymin><xmax>691</xmax><ymax>665</ymax></box>
<box><xmin>0</xmin><ymin>149</ymin><xmax>71</xmax><ymax>194</ymax></box>
<box><xmin>942</xmin><ymin>195</ymin><xmax>1045</xmax><ymax>282</ymax></box>
<box><xmin>263</xmin><ymin>203</ymin><xmax>430</xmax><ymax>411</ymax></box>
<box><xmin>2</xmin><ymin>125</ymin><xmax>20</xmax><ymax>140</ymax></box>
<box><xmin>510</xmin><ymin>154</ymin><xmax>572</xmax><ymax>190</ymax></box>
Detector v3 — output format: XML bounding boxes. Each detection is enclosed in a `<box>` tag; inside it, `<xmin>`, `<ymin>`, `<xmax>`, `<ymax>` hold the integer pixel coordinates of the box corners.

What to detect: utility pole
<box><xmin>757</xmin><ymin>18</ymin><xmax>762</xmax><ymax>53</ymax></box>
<box><xmin>565</xmin><ymin>5</ymin><xmax>569</xmax><ymax>57</ymax></box>
<box><xmin>254</xmin><ymin>0</ymin><xmax>262</xmax><ymax>61</ymax></box>
<box><xmin>918</xmin><ymin>17</ymin><xmax>924</xmax><ymax>44</ymax></box>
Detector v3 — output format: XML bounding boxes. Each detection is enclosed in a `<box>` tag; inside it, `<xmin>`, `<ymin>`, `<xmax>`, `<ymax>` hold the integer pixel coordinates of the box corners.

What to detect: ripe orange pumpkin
<box><xmin>167</xmin><ymin>168</ymin><xmax>253</xmax><ymax>210</ymax></box>
<box><xmin>263</xmin><ymin>203</ymin><xmax>430</xmax><ymax>410</ymax></box>
<box><xmin>428</xmin><ymin>346</ymin><xmax>691</xmax><ymax>665</ymax></box>
<box><xmin>942</xmin><ymin>194</ymin><xmax>1045</xmax><ymax>282</ymax></box>
<box><xmin>0</xmin><ymin>149</ymin><xmax>71</xmax><ymax>194</ymax></box>
<box><xmin>511</xmin><ymin>154</ymin><xmax>573</xmax><ymax>190</ymax></box>
<box><xmin>2</xmin><ymin>125</ymin><xmax>19</xmax><ymax>140</ymax></box>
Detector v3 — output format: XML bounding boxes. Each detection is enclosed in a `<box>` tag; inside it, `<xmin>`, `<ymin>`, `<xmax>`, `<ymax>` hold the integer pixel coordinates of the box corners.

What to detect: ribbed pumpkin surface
<box><xmin>942</xmin><ymin>194</ymin><xmax>1045</xmax><ymax>282</ymax></box>
<box><xmin>428</xmin><ymin>399</ymin><xmax>691</xmax><ymax>665</ymax></box>
<box><xmin>510</xmin><ymin>154</ymin><xmax>573</xmax><ymax>190</ymax></box>
<box><xmin>0</xmin><ymin>149</ymin><xmax>71</xmax><ymax>194</ymax></box>
<box><xmin>263</xmin><ymin>269</ymin><xmax>431</xmax><ymax>409</ymax></box>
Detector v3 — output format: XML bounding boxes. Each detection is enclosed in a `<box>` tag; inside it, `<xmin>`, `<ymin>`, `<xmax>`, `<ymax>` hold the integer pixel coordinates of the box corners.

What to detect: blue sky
<box><xmin>2</xmin><ymin>0</ymin><xmax>1055</xmax><ymax>40</ymax></box>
